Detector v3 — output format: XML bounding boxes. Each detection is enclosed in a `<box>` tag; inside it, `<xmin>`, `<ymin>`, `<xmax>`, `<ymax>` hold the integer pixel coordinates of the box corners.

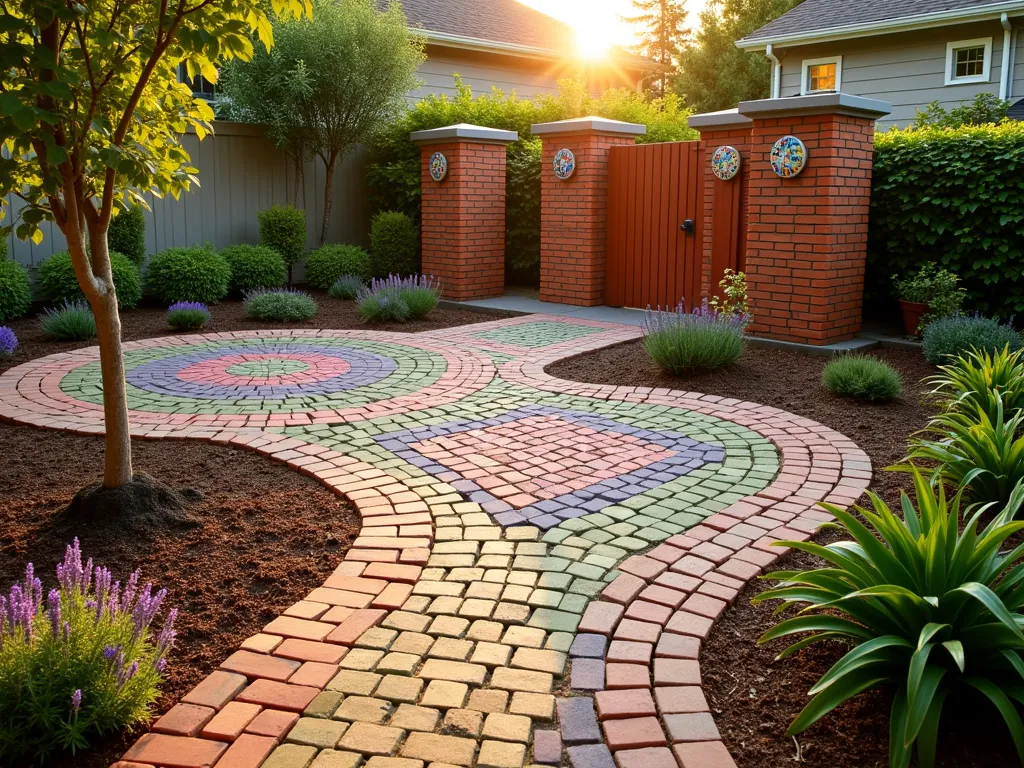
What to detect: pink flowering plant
<box><xmin>0</xmin><ymin>539</ymin><xmax>176</xmax><ymax>763</ymax></box>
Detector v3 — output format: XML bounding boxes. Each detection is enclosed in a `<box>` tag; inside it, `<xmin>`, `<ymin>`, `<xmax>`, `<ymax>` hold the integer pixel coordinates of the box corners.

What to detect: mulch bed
<box><xmin>548</xmin><ymin>341</ymin><xmax>1017</xmax><ymax>767</ymax></box>
<box><xmin>0</xmin><ymin>297</ymin><xmax>506</xmax><ymax>767</ymax></box>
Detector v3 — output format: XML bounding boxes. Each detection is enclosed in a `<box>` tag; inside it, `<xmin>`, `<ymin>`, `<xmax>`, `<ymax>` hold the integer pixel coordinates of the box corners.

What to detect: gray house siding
<box><xmin>776</xmin><ymin>20</ymin><xmax>1020</xmax><ymax>127</ymax></box>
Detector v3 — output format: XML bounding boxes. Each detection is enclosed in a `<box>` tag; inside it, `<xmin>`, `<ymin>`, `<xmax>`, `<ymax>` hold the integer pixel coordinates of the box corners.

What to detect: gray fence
<box><xmin>4</xmin><ymin>121</ymin><xmax>370</xmax><ymax>278</ymax></box>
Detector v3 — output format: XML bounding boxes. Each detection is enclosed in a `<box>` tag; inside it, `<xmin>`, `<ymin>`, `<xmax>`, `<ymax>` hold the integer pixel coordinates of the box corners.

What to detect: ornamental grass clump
<box><xmin>642</xmin><ymin>299</ymin><xmax>749</xmax><ymax>374</ymax></box>
<box><xmin>166</xmin><ymin>301</ymin><xmax>211</xmax><ymax>332</ymax></box>
<box><xmin>39</xmin><ymin>300</ymin><xmax>97</xmax><ymax>341</ymax></box>
<box><xmin>0</xmin><ymin>326</ymin><xmax>17</xmax><ymax>357</ymax></box>
<box><xmin>328</xmin><ymin>274</ymin><xmax>366</xmax><ymax>300</ymax></box>
<box><xmin>0</xmin><ymin>539</ymin><xmax>176</xmax><ymax>763</ymax></box>
<box><xmin>757</xmin><ymin>470</ymin><xmax>1024</xmax><ymax>768</ymax></box>
<box><xmin>243</xmin><ymin>288</ymin><xmax>318</xmax><ymax>322</ymax></box>
<box><xmin>926</xmin><ymin>345</ymin><xmax>1024</xmax><ymax>424</ymax></box>
<box><xmin>822</xmin><ymin>354</ymin><xmax>903</xmax><ymax>402</ymax></box>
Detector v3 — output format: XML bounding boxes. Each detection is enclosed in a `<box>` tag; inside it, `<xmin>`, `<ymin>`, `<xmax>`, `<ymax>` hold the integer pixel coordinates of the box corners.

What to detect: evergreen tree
<box><xmin>675</xmin><ymin>0</ymin><xmax>803</xmax><ymax>113</ymax></box>
<box><xmin>626</xmin><ymin>0</ymin><xmax>689</xmax><ymax>95</ymax></box>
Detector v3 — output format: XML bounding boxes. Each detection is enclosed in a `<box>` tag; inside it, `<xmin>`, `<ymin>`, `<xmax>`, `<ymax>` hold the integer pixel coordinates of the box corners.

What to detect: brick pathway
<box><xmin>0</xmin><ymin>315</ymin><xmax>871</xmax><ymax>768</ymax></box>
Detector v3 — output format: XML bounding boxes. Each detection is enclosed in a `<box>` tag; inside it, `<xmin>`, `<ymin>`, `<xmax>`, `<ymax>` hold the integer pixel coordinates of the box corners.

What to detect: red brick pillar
<box><xmin>689</xmin><ymin>110</ymin><xmax>754</xmax><ymax>300</ymax></box>
<box><xmin>411</xmin><ymin>124</ymin><xmax>517</xmax><ymax>301</ymax></box>
<box><xmin>531</xmin><ymin>117</ymin><xmax>646</xmax><ymax>306</ymax></box>
<box><xmin>738</xmin><ymin>94</ymin><xmax>890</xmax><ymax>344</ymax></box>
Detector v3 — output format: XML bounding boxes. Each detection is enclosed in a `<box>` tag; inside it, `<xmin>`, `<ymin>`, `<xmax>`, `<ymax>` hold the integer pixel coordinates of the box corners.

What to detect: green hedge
<box><xmin>38</xmin><ymin>250</ymin><xmax>143</xmax><ymax>309</ymax></box>
<box><xmin>869</xmin><ymin>122</ymin><xmax>1024</xmax><ymax>318</ymax></box>
<box><xmin>366</xmin><ymin>78</ymin><xmax>695</xmax><ymax>283</ymax></box>
<box><xmin>108</xmin><ymin>205</ymin><xmax>147</xmax><ymax>266</ymax></box>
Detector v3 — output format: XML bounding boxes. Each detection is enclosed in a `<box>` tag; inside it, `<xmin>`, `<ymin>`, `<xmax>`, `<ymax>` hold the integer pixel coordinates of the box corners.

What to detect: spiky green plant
<box><xmin>756</xmin><ymin>469</ymin><xmax>1024</xmax><ymax>768</ymax></box>
<box><xmin>926</xmin><ymin>345</ymin><xmax>1024</xmax><ymax>425</ymax></box>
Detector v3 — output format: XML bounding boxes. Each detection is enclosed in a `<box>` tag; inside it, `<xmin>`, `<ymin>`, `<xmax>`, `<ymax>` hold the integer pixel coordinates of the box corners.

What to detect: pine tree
<box><xmin>626</xmin><ymin>0</ymin><xmax>689</xmax><ymax>95</ymax></box>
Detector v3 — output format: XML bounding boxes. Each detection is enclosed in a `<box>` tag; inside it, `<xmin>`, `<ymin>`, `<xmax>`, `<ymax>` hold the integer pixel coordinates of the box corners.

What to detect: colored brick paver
<box><xmin>0</xmin><ymin>315</ymin><xmax>871</xmax><ymax>768</ymax></box>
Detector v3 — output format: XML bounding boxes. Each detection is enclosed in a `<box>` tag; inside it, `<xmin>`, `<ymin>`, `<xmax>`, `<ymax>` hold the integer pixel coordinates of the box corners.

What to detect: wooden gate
<box><xmin>606</xmin><ymin>141</ymin><xmax>704</xmax><ymax>310</ymax></box>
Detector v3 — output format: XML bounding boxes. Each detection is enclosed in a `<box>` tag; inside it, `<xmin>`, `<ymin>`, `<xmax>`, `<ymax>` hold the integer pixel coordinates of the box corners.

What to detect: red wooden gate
<box><xmin>605</xmin><ymin>141</ymin><xmax>704</xmax><ymax>310</ymax></box>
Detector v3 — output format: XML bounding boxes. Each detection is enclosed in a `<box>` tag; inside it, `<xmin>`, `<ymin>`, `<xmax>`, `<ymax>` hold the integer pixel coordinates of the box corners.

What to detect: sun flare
<box><xmin>575</xmin><ymin>21</ymin><xmax>616</xmax><ymax>59</ymax></box>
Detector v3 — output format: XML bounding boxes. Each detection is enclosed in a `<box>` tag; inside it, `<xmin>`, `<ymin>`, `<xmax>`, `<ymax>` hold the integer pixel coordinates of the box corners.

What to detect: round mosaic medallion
<box><xmin>711</xmin><ymin>145</ymin><xmax>741</xmax><ymax>181</ymax></box>
<box><xmin>429</xmin><ymin>152</ymin><xmax>448</xmax><ymax>182</ymax></box>
<box><xmin>769</xmin><ymin>135</ymin><xmax>808</xmax><ymax>178</ymax></box>
<box><xmin>552</xmin><ymin>148</ymin><xmax>576</xmax><ymax>180</ymax></box>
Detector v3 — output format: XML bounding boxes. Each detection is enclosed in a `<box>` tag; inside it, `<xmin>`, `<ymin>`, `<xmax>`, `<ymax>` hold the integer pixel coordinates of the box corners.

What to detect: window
<box><xmin>177</xmin><ymin>63</ymin><xmax>216</xmax><ymax>99</ymax></box>
<box><xmin>800</xmin><ymin>56</ymin><xmax>842</xmax><ymax>95</ymax></box>
<box><xmin>945</xmin><ymin>38</ymin><xmax>992</xmax><ymax>85</ymax></box>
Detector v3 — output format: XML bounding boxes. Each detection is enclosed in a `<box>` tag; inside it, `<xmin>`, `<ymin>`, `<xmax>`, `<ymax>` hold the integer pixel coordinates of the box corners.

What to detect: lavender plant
<box><xmin>0</xmin><ymin>539</ymin><xmax>175</xmax><ymax>763</ymax></box>
<box><xmin>0</xmin><ymin>326</ymin><xmax>17</xmax><ymax>357</ymax></box>
<box><xmin>38</xmin><ymin>300</ymin><xmax>97</xmax><ymax>341</ymax></box>
<box><xmin>357</xmin><ymin>274</ymin><xmax>440</xmax><ymax>323</ymax></box>
<box><xmin>243</xmin><ymin>287</ymin><xmax>318</xmax><ymax>322</ymax></box>
<box><xmin>328</xmin><ymin>274</ymin><xmax>366</xmax><ymax>301</ymax></box>
<box><xmin>642</xmin><ymin>299</ymin><xmax>749</xmax><ymax>374</ymax></box>
<box><xmin>166</xmin><ymin>301</ymin><xmax>211</xmax><ymax>332</ymax></box>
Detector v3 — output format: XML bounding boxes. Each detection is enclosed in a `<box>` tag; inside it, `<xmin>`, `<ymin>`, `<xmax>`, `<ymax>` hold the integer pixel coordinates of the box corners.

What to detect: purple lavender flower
<box><xmin>155</xmin><ymin>608</ymin><xmax>178</xmax><ymax>655</ymax></box>
<box><xmin>0</xmin><ymin>326</ymin><xmax>17</xmax><ymax>357</ymax></box>
<box><xmin>71</xmin><ymin>689</ymin><xmax>82</xmax><ymax>712</ymax></box>
<box><xmin>155</xmin><ymin>657</ymin><xmax>167</xmax><ymax>673</ymax></box>
<box><xmin>48</xmin><ymin>589</ymin><xmax>61</xmax><ymax>638</ymax></box>
<box><xmin>103</xmin><ymin>644</ymin><xmax>119</xmax><ymax>661</ymax></box>
<box><xmin>167</xmin><ymin>301</ymin><xmax>209</xmax><ymax>313</ymax></box>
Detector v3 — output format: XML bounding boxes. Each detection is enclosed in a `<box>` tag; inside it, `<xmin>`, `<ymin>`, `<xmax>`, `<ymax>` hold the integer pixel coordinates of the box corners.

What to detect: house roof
<box><xmin>737</xmin><ymin>0</ymin><xmax>1024</xmax><ymax>49</ymax></box>
<box><xmin>385</xmin><ymin>0</ymin><xmax>575</xmax><ymax>58</ymax></box>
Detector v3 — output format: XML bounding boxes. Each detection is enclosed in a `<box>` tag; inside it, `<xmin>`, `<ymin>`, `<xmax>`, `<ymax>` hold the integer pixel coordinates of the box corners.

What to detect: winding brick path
<box><xmin>0</xmin><ymin>315</ymin><xmax>871</xmax><ymax>768</ymax></box>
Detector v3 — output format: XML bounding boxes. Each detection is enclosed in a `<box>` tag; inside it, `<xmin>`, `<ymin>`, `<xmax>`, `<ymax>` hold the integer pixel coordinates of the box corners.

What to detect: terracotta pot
<box><xmin>899</xmin><ymin>299</ymin><xmax>928</xmax><ymax>336</ymax></box>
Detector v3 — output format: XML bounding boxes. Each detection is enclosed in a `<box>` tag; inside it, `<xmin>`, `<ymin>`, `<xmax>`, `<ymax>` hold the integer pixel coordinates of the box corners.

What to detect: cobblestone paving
<box><xmin>0</xmin><ymin>315</ymin><xmax>871</xmax><ymax>768</ymax></box>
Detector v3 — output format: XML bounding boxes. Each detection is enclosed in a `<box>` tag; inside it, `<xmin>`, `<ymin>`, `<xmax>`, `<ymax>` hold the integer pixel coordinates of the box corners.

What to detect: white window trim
<box><xmin>944</xmin><ymin>37</ymin><xmax>993</xmax><ymax>85</ymax></box>
<box><xmin>800</xmin><ymin>56</ymin><xmax>843</xmax><ymax>95</ymax></box>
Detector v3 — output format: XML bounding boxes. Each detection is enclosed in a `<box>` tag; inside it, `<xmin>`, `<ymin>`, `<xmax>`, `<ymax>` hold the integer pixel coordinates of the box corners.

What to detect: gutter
<box><xmin>736</xmin><ymin>0</ymin><xmax>1024</xmax><ymax>51</ymax></box>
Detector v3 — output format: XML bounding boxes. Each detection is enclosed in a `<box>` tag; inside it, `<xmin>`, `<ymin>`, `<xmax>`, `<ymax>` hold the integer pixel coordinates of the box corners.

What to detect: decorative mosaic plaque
<box><xmin>711</xmin><ymin>145</ymin><xmax>741</xmax><ymax>181</ymax></box>
<box><xmin>769</xmin><ymin>135</ymin><xmax>807</xmax><ymax>178</ymax></box>
<box><xmin>553</xmin><ymin>148</ymin><xmax>576</xmax><ymax>180</ymax></box>
<box><xmin>428</xmin><ymin>151</ymin><xmax>448</xmax><ymax>182</ymax></box>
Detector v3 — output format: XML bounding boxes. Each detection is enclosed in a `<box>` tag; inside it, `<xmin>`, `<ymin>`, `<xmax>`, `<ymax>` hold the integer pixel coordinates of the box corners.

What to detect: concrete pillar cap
<box><xmin>737</xmin><ymin>92</ymin><xmax>892</xmax><ymax>120</ymax></box>
<box><xmin>530</xmin><ymin>116</ymin><xmax>646</xmax><ymax>136</ymax></box>
<box><xmin>410</xmin><ymin>123</ymin><xmax>518</xmax><ymax>144</ymax></box>
<box><xmin>687</xmin><ymin>109</ymin><xmax>753</xmax><ymax>130</ymax></box>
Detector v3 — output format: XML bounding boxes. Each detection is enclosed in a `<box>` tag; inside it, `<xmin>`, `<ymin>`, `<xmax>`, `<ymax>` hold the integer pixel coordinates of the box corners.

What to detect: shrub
<box><xmin>257</xmin><ymin>205</ymin><xmax>306</xmax><ymax>280</ymax></box>
<box><xmin>167</xmin><ymin>301</ymin><xmax>211</xmax><ymax>331</ymax></box>
<box><xmin>38</xmin><ymin>250</ymin><xmax>143</xmax><ymax>310</ymax></box>
<box><xmin>0</xmin><ymin>539</ymin><xmax>175</xmax><ymax>763</ymax></box>
<box><xmin>0</xmin><ymin>326</ymin><xmax>18</xmax><ymax>357</ymax></box>
<box><xmin>921</xmin><ymin>314</ymin><xmax>1022</xmax><ymax>365</ymax></box>
<box><xmin>357</xmin><ymin>286</ymin><xmax>411</xmax><ymax>324</ymax></box>
<box><xmin>708</xmin><ymin>269</ymin><xmax>750</xmax><ymax>318</ymax></box>
<box><xmin>243</xmin><ymin>288</ymin><xmax>318</xmax><ymax>322</ymax></box>
<box><xmin>369</xmin><ymin>211</ymin><xmax>419</xmax><ymax>277</ymax></box>
<box><xmin>328</xmin><ymin>274</ymin><xmax>366</xmax><ymax>300</ymax></box>
<box><xmin>366</xmin><ymin>274</ymin><xmax>440</xmax><ymax>319</ymax></box>
<box><xmin>220</xmin><ymin>244</ymin><xmax>286</xmax><ymax>296</ymax></box>
<box><xmin>0</xmin><ymin>258</ymin><xmax>32</xmax><ymax>323</ymax></box>
<box><xmin>107</xmin><ymin>205</ymin><xmax>147</xmax><ymax>266</ymax></box>
<box><xmin>641</xmin><ymin>300</ymin><xmax>748</xmax><ymax>374</ymax></box>
<box><xmin>926</xmin><ymin>345</ymin><xmax>1024</xmax><ymax>424</ymax></box>
<box><xmin>869</xmin><ymin>122</ymin><xmax>1024</xmax><ymax>318</ymax></box>
<box><xmin>894</xmin><ymin>263</ymin><xmax>966</xmax><ymax>331</ymax></box>
<box><xmin>822</xmin><ymin>354</ymin><xmax>902</xmax><ymax>402</ymax></box>
<box><xmin>914</xmin><ymin>93</ymin><xmax>1011</xmax><ymax>129</ymax></box>
<box><xmin>39</xmin><ymin>300</ymin><xmax>97</xmax><ymax>341</ymax></box>
<box><xmin>145</xmin><ymin>246</ymin><xmax>231</xmax><ymax>305</ymax></box>
<box><xmin>756</xmin><ymin>470</ymin><xmax>1024</xmax><ymax>768</ymax></box>
<box><xmin>305</xmin><ymin>244</ymin><xmax>371</xmax><ymax>289</ymax></box>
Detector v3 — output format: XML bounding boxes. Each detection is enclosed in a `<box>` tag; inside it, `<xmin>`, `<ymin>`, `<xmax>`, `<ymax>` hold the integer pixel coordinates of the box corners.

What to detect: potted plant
<box><xmin>894</xmin><ymin>264</ymin><xmax>966</xmax><ymax>336</ymax></box>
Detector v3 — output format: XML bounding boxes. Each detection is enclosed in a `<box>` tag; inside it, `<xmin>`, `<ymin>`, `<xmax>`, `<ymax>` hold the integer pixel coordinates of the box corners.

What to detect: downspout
<box><xmin>1001</xmin><ymin>13</ymin><xmax>1013</xmax><ymax>100</ymax></box>
<box><xmin>766</xmin><ymin>44</ymin><xmax>781</xmax><ymax>99</ymax></box>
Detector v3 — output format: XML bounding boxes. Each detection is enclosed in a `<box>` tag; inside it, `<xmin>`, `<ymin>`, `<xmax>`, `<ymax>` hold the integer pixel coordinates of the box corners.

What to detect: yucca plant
<box><xmin>926</xmin><ymin>345</ymin><xmax>1024</xmax><ymax>425</ymax></box>
<box><xmin>756</xmin><ymin>469</ymin><xmax>1024</xmax><ymax>768</ymax></box>
<box><xmin>906</xmin><ymin>395</ymin><xmax>1024</xmax><ymax>508</ymax></box>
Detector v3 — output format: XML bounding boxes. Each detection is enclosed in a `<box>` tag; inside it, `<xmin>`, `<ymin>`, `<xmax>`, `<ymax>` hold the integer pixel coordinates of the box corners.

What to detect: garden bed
<box><xmin>549</xmin><ymin>340</ymin><xmax>1020</xmax><ymax>766</ymax></box>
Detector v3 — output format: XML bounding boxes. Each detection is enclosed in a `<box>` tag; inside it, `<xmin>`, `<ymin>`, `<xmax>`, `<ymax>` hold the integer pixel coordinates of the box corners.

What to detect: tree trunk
<box><xmin>79</xmin><ymin>228</ymin><xmax>134</xmax><ymax>488</ymax></box>
<box><xmin>319</xmin><ymin>153</ymin><xmax>337</xmax><ymax>246</ymax></box>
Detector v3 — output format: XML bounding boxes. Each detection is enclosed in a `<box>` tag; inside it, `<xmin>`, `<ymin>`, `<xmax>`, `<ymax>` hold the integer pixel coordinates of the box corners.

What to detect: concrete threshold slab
<box><xmin>746</xmin><ymin>335</ymin><xmax>879</xmax><ymax>356</ymax></box>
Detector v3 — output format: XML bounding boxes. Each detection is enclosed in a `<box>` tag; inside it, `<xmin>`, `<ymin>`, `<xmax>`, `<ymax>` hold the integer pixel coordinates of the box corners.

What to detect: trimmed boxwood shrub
<box><xmin>0</xmin><ymin>257</ymin><xmax>32</xmax><ymax>323</ymax></box>
<box><xmin>108</xmin><ymin>205</ymin><xmax>147</xmax><ymax>266</ymax></box>
<box><xmin>369</xmin><ymin>211</ymin><xmax>419</xmax><ymax>277</ymax></box>
<box><xmin>221</xmin><ymin>245</ymin><xmax>287</xmax><ymax>295</ymax></box>
<box><xmin>257</xmin><ymin>205</ymin><xmax>306</xmax><ymax>280</ymax></box>
<box><xmin>146</xmin><ymin>246</ymin><xmax>231</xmax><ymax>304</ymax></box>
<box><xmin>869</xmin><ymin>122</ymin><xmax>1024</xmax><ymax>317</ymax></box>
<box><xmin>305</xmin><ymin>244</ymin><xmax>371</xmax><ymax>289</ymax></box>
<box><xmin>38</xmin><ymin>250</ymin><xmax>143</xmax><ymax>309</ymax></box>
<box><xmin>922</xmin><ymin>314</ymin><xmax>1023</xmax><ymax>364</ymax></box>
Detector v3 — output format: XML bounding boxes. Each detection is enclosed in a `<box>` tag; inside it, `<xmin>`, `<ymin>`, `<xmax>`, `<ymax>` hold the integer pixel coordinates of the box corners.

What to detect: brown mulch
<box><xmin>548</xmin><ymin>341</ymin><xmax>1018</xmax><ymax>767</ymax></box>
<box><xmin>0</xmin><ymin>297</ymin><xmax>506</xmax><ymax>767</ymax></box>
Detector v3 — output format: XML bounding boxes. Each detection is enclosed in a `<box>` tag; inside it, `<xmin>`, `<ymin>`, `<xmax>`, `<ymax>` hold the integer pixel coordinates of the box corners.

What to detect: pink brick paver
<box><xmin>0</xmin><ymin>315</ymin><xmax>872</xmax><ymax>768</ymax></box>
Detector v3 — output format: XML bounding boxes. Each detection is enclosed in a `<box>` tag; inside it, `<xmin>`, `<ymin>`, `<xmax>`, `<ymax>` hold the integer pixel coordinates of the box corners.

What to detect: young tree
<box><xmin>675</xmin><ymin>0</ymin><xmax>802</xmax><ymax>113</ymax></box>
<box><xmin>0</xmin><ymin>0</ymin><xmax>309</xmax><ymax>490</ymax></box>
<box><xmin>222</xmin><ymin>0</ymin><xmax>425</xmax><ymax>246</ymax></box>
<box><xmin>626</xmin><ymin>0</ymin><xmax>688</xmax><ymax>96</ymax></box>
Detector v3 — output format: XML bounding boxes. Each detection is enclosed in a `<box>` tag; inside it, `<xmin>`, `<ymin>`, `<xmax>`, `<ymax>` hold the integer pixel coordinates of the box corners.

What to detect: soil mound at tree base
<box><xmin>63</xmin><ymin>472</ymin><xmax>203</xmax><ymax>534</ymax></box>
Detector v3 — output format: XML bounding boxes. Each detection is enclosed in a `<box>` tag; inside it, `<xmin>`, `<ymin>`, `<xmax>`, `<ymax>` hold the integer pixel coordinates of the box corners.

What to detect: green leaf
<box><xmin>787</xmin><ymin>669</ymin><xmax>890</xmax><ymax>735</ymax></box>
<box><xmin>962</xmin><ymin>676</ymin><xmax>1024</xmax><ymax>764</ymax></box>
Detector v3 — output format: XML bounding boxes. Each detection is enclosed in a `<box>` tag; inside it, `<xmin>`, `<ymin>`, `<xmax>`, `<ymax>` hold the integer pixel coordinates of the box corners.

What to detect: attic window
<box><xmin>800</xmin><ymin>56</ymin><xmax>842</xmax><ymax>95</ymax></box>
<box><xmin>945</xmin><ymin>38</ymin><xmax>992</xmax><ymax>85</ymax></box>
